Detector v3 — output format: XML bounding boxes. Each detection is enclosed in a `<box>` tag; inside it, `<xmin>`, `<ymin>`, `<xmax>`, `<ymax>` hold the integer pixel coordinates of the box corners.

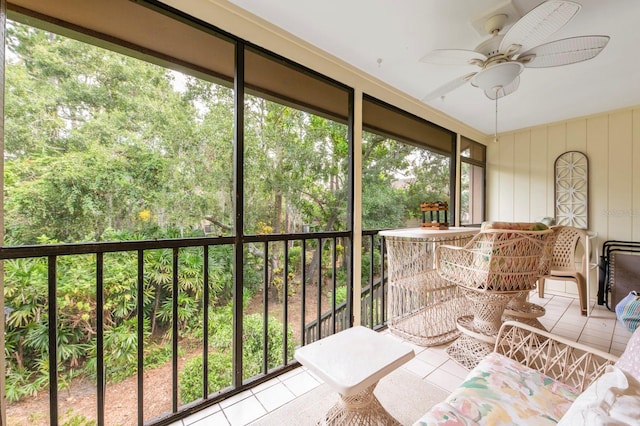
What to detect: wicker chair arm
<box><xmin>495</xmin><ymin>321</ymin><xmax>619</xmax><ymax>393</ymax></box>
<box><xmin>435</xmin><ymin>244</ymin><xmax>479</xmax><ymax>286</ymax></box>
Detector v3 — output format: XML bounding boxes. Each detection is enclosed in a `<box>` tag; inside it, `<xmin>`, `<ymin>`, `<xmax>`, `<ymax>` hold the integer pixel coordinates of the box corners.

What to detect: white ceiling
<box><xmin>225</xmin><ymin>0</ymin><xmax>640</xmax><ymax>135</ymax></box>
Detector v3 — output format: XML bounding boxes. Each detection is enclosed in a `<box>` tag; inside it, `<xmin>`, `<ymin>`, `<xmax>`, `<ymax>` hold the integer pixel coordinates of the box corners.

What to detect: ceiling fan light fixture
<box><xmin>470</xmin><ymin>62</ymin><xmax>524</xmax><ymax>91</ymax></box>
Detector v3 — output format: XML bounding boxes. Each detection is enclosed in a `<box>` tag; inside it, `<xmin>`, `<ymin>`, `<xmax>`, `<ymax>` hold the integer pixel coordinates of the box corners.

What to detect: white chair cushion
<box><xmin>558</xmin><ymin>365</ymin><xmax>640</xmax><ymax>426</ymax></box>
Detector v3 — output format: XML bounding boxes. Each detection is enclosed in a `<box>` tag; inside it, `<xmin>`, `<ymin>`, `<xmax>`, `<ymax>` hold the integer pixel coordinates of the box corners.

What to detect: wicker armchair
<box><xmin>436</xmin><ymin>224</ymin><xmax>553</xmax><ymax>369</ymax></box>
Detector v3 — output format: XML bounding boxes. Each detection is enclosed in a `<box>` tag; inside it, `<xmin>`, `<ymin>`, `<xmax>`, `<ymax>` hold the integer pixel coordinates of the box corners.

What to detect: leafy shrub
<box><xmin>6</xmin><ymin>366</ymin><xmax>48</xmax><ymax>403</ymax></box>
<box><xmin>361</xmin><ymin>247</ymin><xmax>382</xmax><ymax>284</ymax></box>
<box><xmin>60</xmin><ymin>409</ymin><xmax>97</xmax><ymax>426</ymax></box>
<box><xmin>84</xmin><ymin>321</ymin><xmax>172</xmax><ymax>384</ymax></box>
<box><xmin>328</xmin><ymin>285</ymin><xmax>348</xmax><ymax>306</ymax></box>
<box><xmin>180</xmin><ymin>312</ymin><xmax>295</xmax><ymax>403</ymax></box>
<box><xmin>287</xmin><ymin>246</ymin><xmax>302</xmax><ymax>273</ymax></box>
<box><xmin>179</xmin><ymin>351</ymin><xmax>233</xmax><ymax>404</ymax></box>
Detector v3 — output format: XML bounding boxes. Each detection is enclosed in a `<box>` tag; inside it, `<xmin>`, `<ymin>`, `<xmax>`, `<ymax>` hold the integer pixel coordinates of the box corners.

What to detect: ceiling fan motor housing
<box><xmin>475</xmin><ymin>35</ymin><xmax>504</xmax><ymax>58</ymax></box>
<box><xmin>422</xmin><ymin>1</ymin><xmax>608</xmax><ymax>103</ymax></box>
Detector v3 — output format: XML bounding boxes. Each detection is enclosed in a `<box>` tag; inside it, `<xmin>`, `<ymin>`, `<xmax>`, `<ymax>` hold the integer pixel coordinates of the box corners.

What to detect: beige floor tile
<box><xmin>425</xmin><ymin>368</ymin><xmax>465</xmax><ymax>394</ymax></box>
<box><xmin>418</xmin><ymin>345</ymin><xmax>451</xmax><ymax>366</ymax></box>
<box><xmin>399</xmin><ymin>339</ymin><xmax>428</xmax><ymax>356</ymax></box>
<box><xmin>438</xmin><ymin>359</ymin><xmax>470</xmax><ymax>380</ymax></box>
<box><xmin>184</xmin><ymin>404</ymin><xmax>222</xmax><ymax>425</ymax></box>
<box><xmin>402</xmin><ymin>357</ymin><xmax>438</xmax><ymax>378</ymax></box>
<box><xmin>223</xmin><ymin>396</ymin><xmax>266</xmax><ymax>426</ymax></box>
<box><xmin>250</xmin><ymin>378</ymin><xmax>280</xmax><ymax>395</ymax></box>
<box><xmin>281</xmin><ymin>370</ymin><xmax>321</xmax><ymax>396</ymax></box>
<box><xmin>254</xmin><ymin>382</ymin><xmax>296</xmax><ymax>412</ymax></box>
<box><xmin>190</xmin><ymin>411</ymin><xmax>230</xmax><ymax>426</ymax></box>
<box><xmin>219</xmin><ymin>390</ymin><xmax>253</xmax><ymax>409</ymax></box>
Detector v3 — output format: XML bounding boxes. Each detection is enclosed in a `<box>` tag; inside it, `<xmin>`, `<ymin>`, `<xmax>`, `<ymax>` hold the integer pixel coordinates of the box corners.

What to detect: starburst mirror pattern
<box><xmin>555</xmin><ymin>151</ymin><xmax>589</xmax><ymax>229</ymax></box>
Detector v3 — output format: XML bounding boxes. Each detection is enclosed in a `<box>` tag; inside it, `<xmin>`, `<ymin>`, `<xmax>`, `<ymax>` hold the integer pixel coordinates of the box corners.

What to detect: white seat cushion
<box><xmin>558</xmin><ymin>365</ymin><xmax>640</xmax><ymax>425</ymax></box>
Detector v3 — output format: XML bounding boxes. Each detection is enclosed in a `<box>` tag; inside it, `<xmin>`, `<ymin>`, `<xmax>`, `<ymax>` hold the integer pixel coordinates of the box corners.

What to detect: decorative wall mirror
<box><xmin>555</xmin><ymin>151</ymin><xmax>589</xmax><ymax>229</ymax></box>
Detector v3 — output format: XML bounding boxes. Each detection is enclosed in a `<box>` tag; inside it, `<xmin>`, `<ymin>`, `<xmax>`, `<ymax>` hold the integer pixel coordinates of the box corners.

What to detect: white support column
<box><xmin>455</xmin><ymin>134</ymin><xmax>462</xmax><ymax>227</ymax></box>
<box><xmin>352</xmin><ymin>90</ymin><xmax>363</xmax><ymax>326</ymax></box>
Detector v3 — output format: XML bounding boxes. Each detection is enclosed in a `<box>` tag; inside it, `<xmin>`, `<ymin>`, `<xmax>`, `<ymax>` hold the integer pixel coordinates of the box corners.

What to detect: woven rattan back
<box><xmin>550</xmin><ymin>225</ymin><xmax>588</xmax><ymax>271</ymax></box>
<box><xmin>496</xmin><ymin>321</ymin><xmax>618</xmax><ymax>392</ymax></box>
<box><xmin>436</xmin><ymin>229</ymin><xmax>553</xmax><ymax>292</ymax></box>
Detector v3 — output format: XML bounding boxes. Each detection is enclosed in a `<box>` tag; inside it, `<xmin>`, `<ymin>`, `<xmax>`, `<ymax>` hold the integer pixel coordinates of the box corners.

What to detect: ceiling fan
<box><xmin>421</xmin><ymin>0</ymin><xmax>610</xmax><ymax>102</ymax></box>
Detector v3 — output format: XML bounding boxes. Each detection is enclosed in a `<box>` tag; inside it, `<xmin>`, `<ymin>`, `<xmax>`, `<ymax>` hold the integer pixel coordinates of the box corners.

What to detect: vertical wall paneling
<box><xmin>514</xmin><ymin>131</ymin><xmax>531</xmax><ymax>221</ymax></box>
<box><xmin>587</xmin><ymin>115</ymin><xmax>609</xmax><ymax>240</ymax></box>
<box><xmin>566</xmin><ymin>119</ymin><xmax>587</xmax><ymax>153</ymax></box>
<box><xmin>608</xmin><ymin>111</ymin><xmax>633</xmax><ymax>240</ymax></box>
<box><xmin>547</xmin><ymin>124</ymin><xmax>566</xmax><ymax>221</ymax></box>
<box><xmin>530</xmin><ymin>127</ymin><xmax>549</xmax><ymax>219</ymax></box>
<box><xmin>486</xmin><ymin>142</ymin><xmax>500</xmax><ymax>221</ymax></box>
<box><xmin>633</xmin><ymin>108</ymin><xmax>640</xmax><ymax>241</ymax></box>
<box><xmin>584</xmin><ymin>114</ymin><xmax>610</xmax><ymax>301</ymax></box>
<box><xmin>498</xmin><ymin>133</ymin><xmax>515</xmax><ymax>220</ymax></box>
<box><xmin>486</xmin><ymin>105</ymin><xmax>640</xmax><ymax>301</ymax></box>
<box><xmin>547</xmin><ymin>123</ymin><xmax>567</xmax><ymax>159</ymax></box>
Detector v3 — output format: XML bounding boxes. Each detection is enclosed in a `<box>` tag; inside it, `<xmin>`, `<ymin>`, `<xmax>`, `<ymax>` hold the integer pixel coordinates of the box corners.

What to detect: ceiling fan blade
<box><xmin>520</xmin><ymin>35</ymin><xmax>610</xmax><ymax>68</ymax></box>
<box><xmin>500</xmin><ymin>1</ymin><xmax>581</xmax><ymax>54</ymax></box>
<box><xmin>422</xmin><ymin>72</ymin><xmax>477</xmax><ymax>101</ymax></box>
<box><xmin>484</xmin><ymin>76</ymin><xmax>520</xmax><ymax>100</ymax></box>
<box><xmin>420</xmin><ymin>49</ymin><xmax>486</xmax><ymax>66</ymax></box>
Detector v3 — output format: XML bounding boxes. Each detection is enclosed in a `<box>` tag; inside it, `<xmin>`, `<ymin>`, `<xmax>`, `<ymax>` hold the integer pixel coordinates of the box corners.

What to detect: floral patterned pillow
<box><xmin>414</xmin><ymin>352</ymin><xmax>579</xmax><ymax>426</ymax></box>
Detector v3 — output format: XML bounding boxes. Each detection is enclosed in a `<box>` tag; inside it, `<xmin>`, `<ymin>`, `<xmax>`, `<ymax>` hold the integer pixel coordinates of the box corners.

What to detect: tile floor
<box><xmin>170</xmin><ymin>293</ymin><xmax>633</xmax><ymax>426</ymax></box>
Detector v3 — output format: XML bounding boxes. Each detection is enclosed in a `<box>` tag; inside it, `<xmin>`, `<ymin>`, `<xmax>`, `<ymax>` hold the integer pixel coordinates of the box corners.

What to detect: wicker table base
<box><xmin>503</xmin><ymin>291</ymin><xmax>547</xmax><ymax>330</ymax></box>
<box><xmin>446</xmin><ymin>292</ymin><xmax>516</xmax><ymax>369</ymax></box>
<box><xmin>320</xmin><ymin>383</ymin><xmax>401</xmax><ymax>426</ymax></box>
<box><xmin>446</xmin><ymin>334</ymin><xmax>493</xmax><ymax>370</ymax></box>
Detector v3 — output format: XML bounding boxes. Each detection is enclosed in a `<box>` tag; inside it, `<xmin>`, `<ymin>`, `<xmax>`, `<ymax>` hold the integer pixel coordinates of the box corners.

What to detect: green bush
<box><xmin>328</xmin><ymin>285</ymin><xmax>348</xmax><ymax>306</ymax></box>
<box><xmin>60</xmin><ymin>409</ymin><xmax>97</xmax><ymax>426</ymax></box>
<box><xmin>179</xmin><ymin>351</ymin><xmax>233</xmax><ymax>404</ymax></box>
<box><xmin>180</xmin><ymin>312</ymin><xmax>295</xmax><ymax>403</ymax></box>
<box><xmin>361</xmin><ymin>247</ymin><xmax>382</xmax><ymax>284</ymax></box>
<box><xmin>287</xmin><ymin>246</ymin><xmax>302</xmax><ymax>273</ymax></box>
<box><xmin>6</xmin><ymin>366</ymin><xmax>48</xmax><ymax>403</ymax></box>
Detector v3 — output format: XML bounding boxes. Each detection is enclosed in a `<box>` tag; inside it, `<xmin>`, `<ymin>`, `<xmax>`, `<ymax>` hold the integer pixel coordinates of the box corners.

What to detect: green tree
<box><xmin>2</xmin><ymin>17</ymin><xmax>453</xmax><ymax>409</ymax></box>
<box><xmin>361</xmin><ymin>131</ymin><xmax>450</xmax><ymax>229</ymax></box>
<box><xmin>4</xmin><ymin>22</ymin><xmax>228</xmax><ymax>243</ymax></box>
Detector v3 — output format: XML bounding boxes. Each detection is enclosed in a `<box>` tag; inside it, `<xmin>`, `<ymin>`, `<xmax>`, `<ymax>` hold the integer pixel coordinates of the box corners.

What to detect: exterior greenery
<box><xmin>180</xmin><ymin>310</ymin><xmax>295</xmax><ymax>404</ymax></box>
<box><xmin>3</xmin><ymin>17</ymin><xmax>450</xmax><ymax>417</ymax></box>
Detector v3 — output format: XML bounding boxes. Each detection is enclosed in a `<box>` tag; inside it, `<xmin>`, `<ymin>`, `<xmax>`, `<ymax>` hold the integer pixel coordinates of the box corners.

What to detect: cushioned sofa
<box><xmin>414</xmin><ymin>321</ymin><xmax>640</xmax><ymax>425</ymax></box>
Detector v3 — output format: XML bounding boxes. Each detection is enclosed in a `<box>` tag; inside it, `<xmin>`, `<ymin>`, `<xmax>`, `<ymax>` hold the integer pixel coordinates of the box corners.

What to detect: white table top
<box><xmin>379</xmin><ymin>227</ymin><xmax>479</xmax><ymax>238</ymax></box>
<box><xmin>294</xmin><ymin>326</ymin><xmax>414</xmax><ymax>397</ymax></box>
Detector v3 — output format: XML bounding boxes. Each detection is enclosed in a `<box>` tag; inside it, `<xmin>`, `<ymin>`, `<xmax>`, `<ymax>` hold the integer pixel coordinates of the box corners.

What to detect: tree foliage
<box><xmin>3</xmin><ymin>19</ymin><xmax>451</xmax><ymax>406</ymax></box>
